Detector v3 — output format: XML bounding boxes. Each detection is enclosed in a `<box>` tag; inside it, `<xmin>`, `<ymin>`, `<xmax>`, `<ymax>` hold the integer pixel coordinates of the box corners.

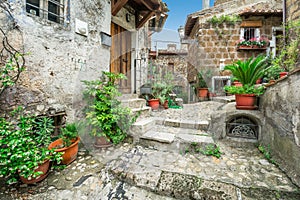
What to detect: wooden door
<box><xmin>110</xmin><ymin>23</ymin><xmax>131</xmax><ymax>93</ymax></box>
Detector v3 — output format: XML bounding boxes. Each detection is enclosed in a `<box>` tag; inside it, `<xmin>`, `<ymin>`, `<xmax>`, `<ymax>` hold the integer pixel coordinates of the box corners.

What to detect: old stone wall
<box><xmin>188</xmin><ymin>15</ymin><xmax>282</xmax><ymax>83</ymax></box>
<box><xmin>0</xmin><ymin>0</ymin><xmax>111</xmax><ymax>121</ymax></box>
<box><xmin>150</xmin><ymin>52</ymin><xmax>189</xmax><ymax>102</ymax></box>
<box><xmin>260</xmin><ymin>70</ymin><xmax>300</xmax><ymax>187</ymax></box>
<box><xmin>286</xmin><ymin>0</ymin><xmax>300</xmax><ymax>21</ymax></box>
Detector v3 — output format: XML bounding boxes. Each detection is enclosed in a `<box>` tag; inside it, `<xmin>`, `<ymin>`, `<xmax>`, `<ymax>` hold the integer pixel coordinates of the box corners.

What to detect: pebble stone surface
<box><xmin>0</xmin><ymin>101</ymin><xmax>299</xmax><ymax>200</ymax></box>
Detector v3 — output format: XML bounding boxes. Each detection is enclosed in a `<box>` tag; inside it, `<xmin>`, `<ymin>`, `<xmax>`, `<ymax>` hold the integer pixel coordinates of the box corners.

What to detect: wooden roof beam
<box><xmin>112</xmin><ymin>0</ymin><xmax>129</xmax><ymax>16</ymax></box>
<box><xmin>136</xmin><ymin>11</ymin><xmax>155</xmax><ymax>29</ymax></box>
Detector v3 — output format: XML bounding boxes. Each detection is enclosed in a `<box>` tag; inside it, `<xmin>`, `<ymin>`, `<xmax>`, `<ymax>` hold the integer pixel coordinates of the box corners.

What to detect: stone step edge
<box><xmin>111</xmin><ymin>169</ymin><xmax>300</xmax><ymax>200</ymax></box>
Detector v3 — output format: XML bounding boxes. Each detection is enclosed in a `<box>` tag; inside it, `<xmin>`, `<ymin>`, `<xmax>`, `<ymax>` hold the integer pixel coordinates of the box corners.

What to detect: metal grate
<box><xmin>226</xmin><ymin>116</ymin><xmax>258</xmax><ymax>139</ymax></box>
<box><xmin>26</xmin><ymin>0</ymin><xmax>64</xmax><ymax>24</ymax></box>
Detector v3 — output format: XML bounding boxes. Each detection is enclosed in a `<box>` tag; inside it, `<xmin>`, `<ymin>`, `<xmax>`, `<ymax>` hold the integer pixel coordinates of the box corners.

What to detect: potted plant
<box><xmin>197</xmin><ymin>70</ymin><xmax>211</xmax><ymax>99</ymax></box>
<box><xmin>224</xmin><ymin>85</ymin><xmax>265</xmax><ymax>109</ymax></box>
<box><xmin>224</xmin><ymin>55</ymin><xmax>270</xmax><ymax>109</ymax></box>
<box><xmin>83</xmin><ymin>71</ymin><xmax>139</xmax><ymax>148</ymax></box>
<box><xmin>48</xmin><ymin>122</ymin><xmax>80</xmax><ymax>165</ymax></box>
<box><xmin>0</xmin><ymin>108</ymin><xmax>62</xmax><ymax>184</ymax></box>
<box><xmin>149</xmin><ymin>72</ymin><xmax>174</xmax><ymax>110</ymax></box>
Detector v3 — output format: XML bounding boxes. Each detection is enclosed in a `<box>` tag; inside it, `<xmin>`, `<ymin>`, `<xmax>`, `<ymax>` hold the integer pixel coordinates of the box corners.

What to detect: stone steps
<box><xmin>108</xmin><ymin>146</ymin><xmax>300</xmax><ymax>200</ymax></box>
<box><xmin>119</xmin><ymin>94</ymin><xmax>151</xmax><ymax>119</ymax></box>
<box><xmin>130</xmin><ymin>117</ymin><xmax>214</xmax><ymax>153</ymax></box>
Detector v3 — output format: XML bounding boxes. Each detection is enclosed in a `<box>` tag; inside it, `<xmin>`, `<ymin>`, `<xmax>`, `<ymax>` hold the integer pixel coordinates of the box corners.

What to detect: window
<box><xmin>26</xmin><ymin>0</ymin><xmax>65</xmax><ymax>24</ymax></box>
<box><xmin>240</xmin><ymin>27</ymin><xmax>260</xmax><ymax>41</ymax></box>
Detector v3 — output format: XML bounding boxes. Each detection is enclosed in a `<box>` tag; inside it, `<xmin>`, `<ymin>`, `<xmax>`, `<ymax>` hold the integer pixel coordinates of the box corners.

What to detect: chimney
<box><xmin>203</xmin><ymin>0</ymin><xmax>210</xmax><ymax>9</ymax></box>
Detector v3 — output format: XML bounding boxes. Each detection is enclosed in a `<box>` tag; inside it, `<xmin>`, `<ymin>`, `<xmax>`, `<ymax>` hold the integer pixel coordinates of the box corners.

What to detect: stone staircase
<box><xmin>130</xmin><ymin>117</ymin><xmax>215</xmax><ymax>153</ymax></box>
<box><xmin>118</xmin><ymin>94</ymin><xmax>151</xmax><ymax>119</ymax></box>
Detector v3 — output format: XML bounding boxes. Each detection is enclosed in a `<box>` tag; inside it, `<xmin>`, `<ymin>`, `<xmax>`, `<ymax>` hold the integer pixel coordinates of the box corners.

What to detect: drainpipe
<box><xmin>283</xmin><ymin>0</ymin><xmax>287</xmax><ymax>45</ymax></box>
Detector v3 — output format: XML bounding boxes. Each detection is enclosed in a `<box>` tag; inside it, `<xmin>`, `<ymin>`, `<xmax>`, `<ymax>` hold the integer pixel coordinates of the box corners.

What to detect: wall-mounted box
<box><xmin>101</xmin><ymin>32</ymin><xmax>111</xmax><ymax>47</ymax></box>
<box><xmin>75</xmin><ymin>18</ymin><xmax>88</xmax><ymax>37</ymax></box>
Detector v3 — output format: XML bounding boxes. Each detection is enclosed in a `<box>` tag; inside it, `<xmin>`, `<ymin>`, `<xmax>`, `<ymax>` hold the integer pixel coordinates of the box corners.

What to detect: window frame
<box><xmin>25</xmin><ymin>0</ymin><xmax>65</xmax><ymax>24</ymax></box>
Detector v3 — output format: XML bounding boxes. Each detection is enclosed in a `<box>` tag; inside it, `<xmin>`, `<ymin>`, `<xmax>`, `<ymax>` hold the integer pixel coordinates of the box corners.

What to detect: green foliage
<box><xmin>197</xmin><ymin>71</ymin><xmax>209</xmax><ymax>88</ymax></box>
<box><xmin>0</xmin><ymin>52</ymin><xmax>26</xmax><ymax>96</ymax></box>
<box><xmin>0</xmin><ymin>108</ymin><xmax>62</xmax><ymax>184</ymax></box>
<box><xmin>83</xmin><ymin>71</ymin><xmax>139</xmax><ymax>144</ymax></box>
<box><xmin>258</xmin><ymin>144</ymin><xmax>276</xmax><ymax>164</ymax></box>
<box><xmin>197</xmin><ymin>144</ymin><xmax>222</xmax><ymax>158</ymax></box>
<box><xmin>224</xmin><ymin>55</ymin><xmax>270</xmax><ymax>86</ymax></box>
<box><xmin>263</xmin><ymin>65</ymin><xmax>283</xmax><ymax>81</ymax></box>
<box><xmin>224</xmin><ymin>85</ymin><xmax>265</xmax><ymax>95</ymax></box>
<box><xmin>61</xmin><ymin>123</ymin><xmax>78</xmax><ymax>147</ymax></box>
<box><xmin>151</xmin><ymin>72</ymin><xmax>174</xmax><ymax>104</ymax></box>
<box><xmin>207</xmin><ymin>14</ymin><xmax>242</xmax><ymax>26</ymax></box>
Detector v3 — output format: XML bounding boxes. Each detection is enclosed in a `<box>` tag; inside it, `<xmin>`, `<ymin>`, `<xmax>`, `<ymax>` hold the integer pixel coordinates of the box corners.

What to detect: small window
<box><xmin>240</xmin><ymin>27</ymin><xmax>260</xmax><ymax>41</ymax></box>
<box><xmin>26</xmin><ymin>0</ymin><xmax>65</xmax><ymax>24</ymax></box>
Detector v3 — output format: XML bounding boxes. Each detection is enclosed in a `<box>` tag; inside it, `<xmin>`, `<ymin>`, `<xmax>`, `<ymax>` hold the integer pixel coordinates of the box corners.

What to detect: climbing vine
<box><xmin>0</xmin><ymin>2</ymin><xmax>26</xmax><ymax>96</ymax></box>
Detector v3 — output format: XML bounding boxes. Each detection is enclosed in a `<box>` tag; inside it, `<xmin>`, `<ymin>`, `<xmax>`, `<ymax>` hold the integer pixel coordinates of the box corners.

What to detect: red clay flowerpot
<box><xmin>279</xmin><ymin>72</ymin><xmax>288</xmax><ymax>78</ymax></box>
<box><xmin>20</xmin><ymin>160</ymin><xmax>50</xmax><ymax>184</ymax></box>
<box><xmin>198</xmin><ymin>88</ymin><xmax>209</xmax><ymax>98</ymax></box>
<box><xmin>233</xmin><ymin>81</ymin><xmax>243</xmax><ymax>87</ymax></box>
<box><xmin>48</xmin><ymin>137</ymin><xmax>80</xmax><ymax>165</ymax></box>
<box><xmin>235</xmin><ymin>94</ymin><xmax>258</xmax><ymax>110</ymax></box>
<box><xmin>148</xmin><ymin>99</ymin><xmax>160</xmax><ymax>110</ymax></box>
<box><xmin>163</xmin><ymin>100</ymin><xmax>169</xmax><ymax>109</ymax></box>
<box><xmin>256</xmin><ymin>78</ymin><xmax>262</xmax><ymax>84</ymax></box>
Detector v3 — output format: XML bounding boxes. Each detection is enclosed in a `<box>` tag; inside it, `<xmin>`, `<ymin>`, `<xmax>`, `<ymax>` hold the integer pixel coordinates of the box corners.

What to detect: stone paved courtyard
<box><xmin>1</xmin><ymin>101</ymin><xmax>300</xmax><ymax>200</ymax></box>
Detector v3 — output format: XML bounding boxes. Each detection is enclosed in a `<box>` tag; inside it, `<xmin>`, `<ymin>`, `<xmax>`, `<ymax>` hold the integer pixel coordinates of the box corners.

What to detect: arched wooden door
<box><xmin>110</xmin><ymin>23</ymin><xmax>132</xmax><ymax>94</ymax></box>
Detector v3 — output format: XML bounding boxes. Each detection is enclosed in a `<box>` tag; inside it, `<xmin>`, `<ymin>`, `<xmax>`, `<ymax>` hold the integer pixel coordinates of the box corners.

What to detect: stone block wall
<box><xmin>260</xmin><ymin>70</ymin><xmax>300</xmax><ymax>187</ymax></box>
<box><xmin>188</xmin><ymin>15</ymin><xmax>282</xmax><ymax>83</ymax></box>
<box><xmin>0</xmin><ymin>0</ymin><xmax>111</xmax><ymax>121</ymax></box>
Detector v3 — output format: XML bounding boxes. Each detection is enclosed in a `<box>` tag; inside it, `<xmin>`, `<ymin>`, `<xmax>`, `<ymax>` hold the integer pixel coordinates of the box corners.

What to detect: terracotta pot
<box><xmin>198</xmin><ymin>88</ymin><xmax>209</xmax><ymax>98</ymax></box>
<box><xmin>48</xmin><ymin>137</ymin><xmax>80</xmax><ymax>165</ymax></box>
<box><xmin>235</xmin><ymin>94</ymin><xmax>258</xmax><ymax>110</ymax></box>
<box><xmin>163</xmin><ymin>100</ymin><xmax>169</xmax><ymax>109</ymax></box>
<box><xmin>148</xmin><ymin>99</ymin><xmax>160</xmax><ymax>110</ymax></box>
<box><xmin>256</xmin><ymin>78</ymin><xmax>262</xmax><ymax>84</ymax></box>
<box><xmin>233</xmin><ymin>81</ymin><xmax>243</xmax><ymax>87</ymax></box>
<box><xmin>94</xmin><ymin>136</ymin><xmax>113</xmax><ymax>148</ymax></box>
<box><xmin>20</xmin><ymin>160</ymin><xmax>50</xmax><ymax>184</ymax></box>
<box><xmin>279</xmin><ymin>72</ymin><xmax>288</xmax><ymax>78</ymax></box>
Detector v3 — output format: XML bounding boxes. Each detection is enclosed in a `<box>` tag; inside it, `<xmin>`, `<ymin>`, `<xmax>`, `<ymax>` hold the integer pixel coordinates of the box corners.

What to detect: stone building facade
<box><xmin>184</xmin><ymin>0</ymin><xmax>282</xmax><ymax>93</ymax></box>
<box><xmin>0</xmin><ymin>0</ymin><xmax>167</xmax><ymax>121</ymax></box>
<box><xmin>149</xmin><ymin>44</ymin><xmax>189</xmax><ymax>103</ymax></box>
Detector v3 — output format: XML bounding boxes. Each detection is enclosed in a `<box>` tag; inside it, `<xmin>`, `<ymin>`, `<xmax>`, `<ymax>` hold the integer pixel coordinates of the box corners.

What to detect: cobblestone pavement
<box><xmin>0</xmin><ymin>102</ymin><xmax>300</xmax><ymax>200</ymax></box>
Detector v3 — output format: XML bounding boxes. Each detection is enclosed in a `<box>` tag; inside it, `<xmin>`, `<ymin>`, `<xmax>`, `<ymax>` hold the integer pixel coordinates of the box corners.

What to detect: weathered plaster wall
<box><xmin>260</xmin><ymin>70</ymin><xmax>300</xmax><ymax>187</ymax></box>
<box><xmin>0</xmin><ymin>0</ymin><xmax>111</xmax><ymax>121</ymax></box>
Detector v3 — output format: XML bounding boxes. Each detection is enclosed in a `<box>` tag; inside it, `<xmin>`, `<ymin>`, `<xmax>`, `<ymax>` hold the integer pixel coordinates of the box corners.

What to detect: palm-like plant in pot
<box><xmin>83</xmin><ymin>71</ymin><xmax>139</xmax><ymax>148</ymax></box>
<box><xmin>0</xmin><ymin>107</ymin><xmax>62</xmax><ymax>184</ymax></box>
<box><xmin>224</xmin><ymin>55</ymin><xmax>270</xmax><ymax>109</ymax></box>
<box><xmin>48</xmin><ymin>123</ymin><xmax>80</xmax><ymax>165</ymax></box>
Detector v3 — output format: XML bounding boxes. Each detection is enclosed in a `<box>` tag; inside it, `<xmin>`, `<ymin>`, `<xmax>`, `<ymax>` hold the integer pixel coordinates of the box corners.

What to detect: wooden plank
<box><xmin>136</xmin><ymin>11</ymin><xmax>155</xmax><ymax>29</ymax></box>
<box><xmin>240</xmin><ymin>20</ymin><xmax>262</xmax><ymax>27</ymax></box>
<box><xmin>111</xmin><ymin>0</ymin><xmax>128</xmax><ymax>16</ymax></box>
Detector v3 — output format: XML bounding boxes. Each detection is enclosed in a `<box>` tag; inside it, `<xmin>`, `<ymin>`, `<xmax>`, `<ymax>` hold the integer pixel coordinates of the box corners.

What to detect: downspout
<box><xmin>283</xmin><ymin>0</ymin><xmax>286</xmax><ymax>45</ymax></box>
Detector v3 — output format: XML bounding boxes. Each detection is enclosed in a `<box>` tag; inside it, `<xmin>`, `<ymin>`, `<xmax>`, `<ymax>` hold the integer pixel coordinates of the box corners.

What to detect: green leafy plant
<box><xmin>0</xmin><ymin>108</ymin><xmax>62</xmax><ymax>184</ymax></box>
<box><xmin>83</xmin><ymin>71</ymin><xmax>139</xmax><ymax>144</ymax></box>
<box><xmin>224</xmin><ymin>55</ymin><xmax>270</xmax><ymax>86</ymax></box>
<box><xmin>224</xmin><ymin>85</ymin><xmax>265</xmax><ymax>95</ymax></box>
<box><xmin>197</xmin><ymin>144</ymin><xmax>222</xmax><ymax>158</ymax></box>
<box><xmin>207</xmin><ymin>14</ymin><xmax>241</xmax><ymax>26</ymax></box>
<box><xmin>61</xmin><ymin>123</ymin><xmax>78</xmax><ymax>147</ymax></box>
<box><xmin>258</xmin><ymin>144</ymin><xmax>276</xmax><ymax>164</ymax></box>
<box><xmin>263</xmin><ymin>65</ymin><xmax>283</xmax><ymax>82</ymax></box>
<box><xmin>197</xmin><ymin>71</ymin><xmax>208</xmax><ymax>88</ymax></box>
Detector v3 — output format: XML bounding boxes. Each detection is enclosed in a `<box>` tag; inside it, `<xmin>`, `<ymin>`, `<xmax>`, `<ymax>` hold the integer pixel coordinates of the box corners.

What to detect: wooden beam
<box><xmin>139</xmin><ymin>0</ymin><xmax>155</xmax><ymax>11</ymax></box>
<box><xmin>240</xmin><ymin>20</ymin><xmax>262</xmax><ymax>27</ymax></box>
<box><xmin>136</xmin><ymin>11</ymin><xmax>155</xmax><ymax>29</ymax></box>
<box><xmin>112</xmin><ymin>0</ymin><xmax>129</xmax><ymax>16</ymax></box>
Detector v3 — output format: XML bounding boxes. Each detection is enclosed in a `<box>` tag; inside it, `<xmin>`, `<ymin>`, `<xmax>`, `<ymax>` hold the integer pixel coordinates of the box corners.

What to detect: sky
<box><xmin>152</xmin><ymin>0</ymin><xmax>215</xmax><ymax>50</ymax></box>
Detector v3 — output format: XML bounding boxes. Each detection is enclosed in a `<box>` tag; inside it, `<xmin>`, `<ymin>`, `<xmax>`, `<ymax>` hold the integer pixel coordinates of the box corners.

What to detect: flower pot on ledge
<box><xmin>235</xmin><ymin>94</ymin><xmax>258</xmax><ymax>110</ymax></box>
<box><xmin>237</xmin><ymin>45</ymin><xmax>267</xmax><ymax>51</ymax></box>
